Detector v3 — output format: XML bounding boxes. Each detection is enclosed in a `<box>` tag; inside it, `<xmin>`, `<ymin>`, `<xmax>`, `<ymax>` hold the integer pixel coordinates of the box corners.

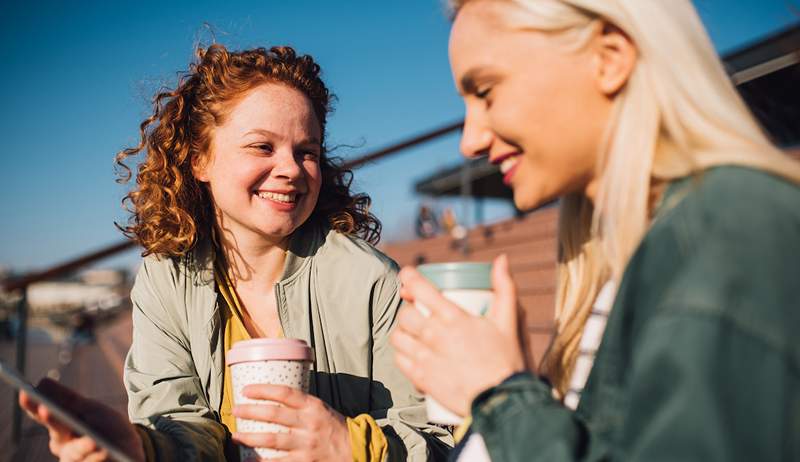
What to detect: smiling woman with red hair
<box><xmin>20</xmin><ymin>44</ymin><xmax>452</xmax><ymax>462</ymax></box>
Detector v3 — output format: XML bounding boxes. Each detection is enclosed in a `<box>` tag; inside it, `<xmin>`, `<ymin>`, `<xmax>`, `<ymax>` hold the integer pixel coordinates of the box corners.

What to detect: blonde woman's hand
<box><xmin>19</xmin><ymin>378</ymin><xmax>145</xmax><ymax>462</ymax></box>
<box><xmin>232</xmin><ymin>385</ymin><xmax>351</xmax><ymax>462</ymax></box>
<box><xmin>390</xmin><ymin>254</ymin><xmax>526</xmax><ymax>417</ymax></box>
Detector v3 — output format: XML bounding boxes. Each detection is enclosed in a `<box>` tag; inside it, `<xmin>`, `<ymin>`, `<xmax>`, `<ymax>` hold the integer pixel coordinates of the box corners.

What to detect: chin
<box><xmin>512</xmin><ymin>191</ymin><xmax>540</xmax><ymax>212</ymax></box>
<box><xmin>251</xmin><ymin>221</ymin><xmax>300</xmax><ymax>240</ymax></box>
<box><xmin>512</xmin><ymin>185</ymin><xmax>558</xmax><ymax>212</ymax></box>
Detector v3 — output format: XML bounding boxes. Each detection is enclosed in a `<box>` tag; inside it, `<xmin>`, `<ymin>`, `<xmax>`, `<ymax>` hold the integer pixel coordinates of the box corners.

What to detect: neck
<box><xmin>216</xmin><ymin>224</ymin><xmax>290</xmax><ymax>289</ymax></box>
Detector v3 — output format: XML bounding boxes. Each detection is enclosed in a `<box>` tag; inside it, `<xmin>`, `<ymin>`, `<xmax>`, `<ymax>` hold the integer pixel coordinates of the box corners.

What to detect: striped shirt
<box><xmin>563</xmin><ymin>281</ymin><xmax>617</xmax><ymax>410</ymax></box>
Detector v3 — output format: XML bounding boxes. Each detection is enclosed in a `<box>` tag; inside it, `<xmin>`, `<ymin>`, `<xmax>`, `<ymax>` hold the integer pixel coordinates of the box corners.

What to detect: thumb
<box><xmin>486</xmin><ymin>254</ymin><xmax>519</xmax><ymax>339</ymax></box>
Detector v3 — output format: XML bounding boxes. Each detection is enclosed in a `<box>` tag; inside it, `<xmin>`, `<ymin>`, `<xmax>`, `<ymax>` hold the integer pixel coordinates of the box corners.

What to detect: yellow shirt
<box><xmin>215</xmin><ymin>264</ymin><xmax>388</xmax><ymax>461</ymax></box>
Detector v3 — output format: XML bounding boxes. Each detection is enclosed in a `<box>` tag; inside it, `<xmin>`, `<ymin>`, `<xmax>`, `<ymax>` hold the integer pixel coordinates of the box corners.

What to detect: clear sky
<box><xmin>1</xmin><ymin>0</ymin><xmax>797</xmax><ymax>273</ymax></box>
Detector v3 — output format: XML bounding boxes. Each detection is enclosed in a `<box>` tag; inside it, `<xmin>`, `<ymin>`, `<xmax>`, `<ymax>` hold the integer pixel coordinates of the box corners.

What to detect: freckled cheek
<box><xmin>305</xmin><ymin>164</ymin><xmax>322</xmax><ymax>190</ymax></box>
<box><xmin>305</xmin><ymin>167</ymin><xmax>322</xmax><ymax>205</ymax></box>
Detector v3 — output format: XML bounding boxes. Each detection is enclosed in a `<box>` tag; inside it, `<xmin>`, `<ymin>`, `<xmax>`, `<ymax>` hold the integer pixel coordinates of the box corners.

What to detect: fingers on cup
<box><xmin>391</xmin><ymin>328</ymin><xmax>425</xmax><ymax>358</ymax></box>
<box><xmin>396</xmin><ymin>304</ymin><xmax>426</xmax><ymax>334</ymax></box>
<box><xmin>243</xmin><ymin>384</ymin><xmax>307</xmax><ymax>409</ymax></box>
<box><xmin>399</xmin><ymin>267</ymin><xmax>464</xmax><ymax>323</ymax></box>
<box><xmin>234</xmin><ymin>403</ymin><xmax>297</xmax><ymax>427</ymax></box>
<box><xmin>489</xmin><ymin>253</ymin><xmax>520</xmax><ymax>335</ymax></box>
<box><xmin>491</xmin><ymin>254</ymin><xmax>518</xmax><ymax>305</ymax></box>
<box><xmin>234</xmin><ymin>431</ymin><xmax>297</xmax><ymax>451</ymax></box>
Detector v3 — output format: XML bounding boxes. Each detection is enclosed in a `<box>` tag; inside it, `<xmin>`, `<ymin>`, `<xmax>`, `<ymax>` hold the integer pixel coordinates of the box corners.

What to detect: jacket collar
<box><xmin>280</xmin><ymin>220</ymin><xmax>327</xmax><ymax>282</ymax></box>
<box><xmin>188</xmin><ymin>221</ymin><xmax>329</xmax><ymax>326</ymax></box>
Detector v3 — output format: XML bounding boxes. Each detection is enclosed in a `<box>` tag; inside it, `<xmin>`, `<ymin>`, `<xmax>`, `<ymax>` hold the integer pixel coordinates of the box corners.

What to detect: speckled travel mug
<box><xmin>227</xmin><ymin>338</ymin><xmax>313</xmax><ymax>460</ymax></box>
<box><xmin>417</xmin><ymin>262</ymin><xmax>494</xmax><ymax>426</ymax></box>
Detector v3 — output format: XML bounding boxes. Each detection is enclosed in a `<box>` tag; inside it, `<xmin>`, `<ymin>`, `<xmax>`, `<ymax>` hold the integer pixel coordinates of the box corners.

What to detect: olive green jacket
<box><xmin>467</xmin><ymin>166</ymin><xmax>800</xmax><ymax>461</ymax></box>
<box><xmin>124</xmin><ymin>223</ymin><xmax>452</xmax><ymax>461</ymax></box>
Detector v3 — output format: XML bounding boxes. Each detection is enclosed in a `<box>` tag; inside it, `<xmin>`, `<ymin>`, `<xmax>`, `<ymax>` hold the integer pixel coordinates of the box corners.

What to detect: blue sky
<box><xmin>0</xmin><ymin>0</ymin><xmax>797</xmax><ymax>272</ymax></box>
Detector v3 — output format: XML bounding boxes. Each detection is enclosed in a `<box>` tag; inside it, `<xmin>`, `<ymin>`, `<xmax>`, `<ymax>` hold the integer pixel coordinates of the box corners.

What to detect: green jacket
<box><xmin>124</xmin><ymin>223</ymin><xmax>452</xmax><ymax>461</ymax></box>
<box><xmin>468</xmin><ymin>166</ymin><xmax>800</xmax><ymax>461</ymax></box>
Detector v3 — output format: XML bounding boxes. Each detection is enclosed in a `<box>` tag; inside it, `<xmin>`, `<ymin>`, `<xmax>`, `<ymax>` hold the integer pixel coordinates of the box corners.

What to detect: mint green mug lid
<box><xmin>417</xmin><ymin>262</ymin><xmax>492</xmax><ymax>290</ymax></box>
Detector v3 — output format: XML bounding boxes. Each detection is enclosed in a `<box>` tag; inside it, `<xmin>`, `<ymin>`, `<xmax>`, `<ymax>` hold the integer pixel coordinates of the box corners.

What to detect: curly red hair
<box><xmin>116</xmin><ymin>44</ymin><xmax>381</xmax><ymax>257</ymax></box>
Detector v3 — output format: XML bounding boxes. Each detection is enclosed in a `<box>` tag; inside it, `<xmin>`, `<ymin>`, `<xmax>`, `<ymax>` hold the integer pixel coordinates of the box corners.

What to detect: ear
<box><xmin>191</xmin><ymin>153</ymin><xmax>211</xmax><ymax>183</ymax></box>
<box><xmin>592</xmin><ymin>21</ymin><xmax>637</xmax><ymax>96</ymax></box>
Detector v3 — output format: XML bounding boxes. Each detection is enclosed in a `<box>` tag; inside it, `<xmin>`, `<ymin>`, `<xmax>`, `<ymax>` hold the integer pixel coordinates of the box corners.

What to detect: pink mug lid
<box><xmin>226</xmin><ymin>338</ymin><xmax>313</xmax><ymax>365</ymax></box>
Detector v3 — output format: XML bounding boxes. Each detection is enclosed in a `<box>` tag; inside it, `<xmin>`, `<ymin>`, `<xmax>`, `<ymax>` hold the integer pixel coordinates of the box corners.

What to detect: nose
<box><xmin>271</xmin><ymin>148</ymin><xmax>304</xmax><ymax>180</ymax></box>
<box><xmin>459</xmin><ymin>105</ymin><xmax>493</xmax><ymax>159</ymax></box>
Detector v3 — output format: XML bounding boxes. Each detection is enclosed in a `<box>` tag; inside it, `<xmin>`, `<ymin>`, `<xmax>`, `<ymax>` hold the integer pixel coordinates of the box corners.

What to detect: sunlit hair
<box><xmin>451</xmin><ymin>0</ymin><xmax>800</xmax><ymax>395</ymax></box>
<box><xmin>116</xmin><ymin>44</ymin><xmax>381</xmax><ymax>258</ymax></box>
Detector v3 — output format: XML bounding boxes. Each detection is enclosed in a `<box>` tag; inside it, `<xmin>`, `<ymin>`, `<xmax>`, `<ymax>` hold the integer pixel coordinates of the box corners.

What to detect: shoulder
<box><xmin>316</xmin><ymin>229</ymin><xmax>400</xmax><ymax>280</ymax></box>
<box><xmin>133</xmin><ymin>253</ymin><xmax>180</xmax><ymax>297</ymax></box>
<box><xmin>134</xmin><ymin>238</ymin><xmax>214</xmax><ymax>287</ymax></box>
<box><xmin>131</xmin><ymin>242</ymin><xmax>215</xmax><ymax>323</ymax></box>
<box><xmin>311</xmin><ymin>230</ymin><xmax>402</xmax><ymax>311</ymax></box>
<box><xmin>639</xmin><ymin>166</ymin><xmax>800</xmax><ymax>274</ymax></box>
<box><xmin>657</xmin><ymin>165</ymin><xmax>800</xmax><ymax>243</ymax></box>
<box><xmin>624</xmin><ymin>166</ymin><xmax>800</xmax><ymax>359</ymax></box>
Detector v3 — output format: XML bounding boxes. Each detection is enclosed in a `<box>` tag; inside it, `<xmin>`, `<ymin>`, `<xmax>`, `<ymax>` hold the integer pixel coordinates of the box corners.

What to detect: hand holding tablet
<box><xmin>1</xmin><ymin>360</ymin><xmax>142</xmax><ymax>462</ymax></box>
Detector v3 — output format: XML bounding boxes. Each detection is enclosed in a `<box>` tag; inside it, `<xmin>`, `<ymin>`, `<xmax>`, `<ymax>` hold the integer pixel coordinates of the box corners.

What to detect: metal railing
<box><xmin>1</xmin><ymin>118</ymin><xmax>463</xmax><ymax>446</ymax></box>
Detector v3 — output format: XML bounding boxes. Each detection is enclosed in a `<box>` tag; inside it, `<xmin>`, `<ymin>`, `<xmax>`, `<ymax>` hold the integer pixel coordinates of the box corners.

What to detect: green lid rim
<box><xmin>417</xmin><ymin>261</ymin><xmax>492</xmax><ymax>290</ymax></box>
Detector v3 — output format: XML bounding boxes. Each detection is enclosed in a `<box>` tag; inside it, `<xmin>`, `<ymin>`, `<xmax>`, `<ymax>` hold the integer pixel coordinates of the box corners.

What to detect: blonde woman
<box><xmin>391</xmin><ymin>0</ymin><xmax>800</xmax><ymax>460</ymax></box>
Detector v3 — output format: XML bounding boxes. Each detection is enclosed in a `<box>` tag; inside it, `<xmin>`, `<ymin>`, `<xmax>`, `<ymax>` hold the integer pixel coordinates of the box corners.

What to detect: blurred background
<box><xmin>1</xmin><ymin>1</ymin><xmax>798</xmax><ymax>460</ymax></box>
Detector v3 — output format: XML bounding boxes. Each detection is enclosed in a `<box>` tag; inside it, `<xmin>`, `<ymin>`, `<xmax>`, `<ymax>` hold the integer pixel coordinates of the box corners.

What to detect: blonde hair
<box><xmin>451</xmin><ymin>0</ymin><xmax>800</xmax><ymax>395</ymax></box>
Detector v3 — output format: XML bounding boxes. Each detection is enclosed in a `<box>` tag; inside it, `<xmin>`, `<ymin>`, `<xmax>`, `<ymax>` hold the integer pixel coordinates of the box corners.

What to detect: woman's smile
<box><xmin>493</xmin><ymin>152</ymin><xmax>523</xmax><ymax>185</ymax></box>
<box><xmin>254</xmin><ymin>189</ymin><xmax>303</xmax><ymax>212</ymax></box>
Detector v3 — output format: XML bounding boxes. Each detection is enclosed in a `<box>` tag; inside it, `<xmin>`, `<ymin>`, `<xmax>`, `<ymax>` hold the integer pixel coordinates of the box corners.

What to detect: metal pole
<box><xmin>460</xmin><ymin>160</ymin><xmax>472</xmax><ymax>227</ymax></box>
<box><xmin>476</xmin><ymin>197</ymin><xmax>485</xmax><ymax>226</ymax></box>
<box><xmin>12</xmin><ymin>289</ymin><xmax>28</xmax><ymax>445</ymax></box>
<box><xmin>459</xmin><ymin>161</ymin><xmax>473</xmax><ymax>255</ymax></box>
<box><xmin>341</xmin><ymin>120</ymin><xmax>464</xmax><ymax>170</ymax></box>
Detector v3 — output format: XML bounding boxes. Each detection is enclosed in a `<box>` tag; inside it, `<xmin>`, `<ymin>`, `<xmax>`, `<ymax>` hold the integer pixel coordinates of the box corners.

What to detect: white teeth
<box><xmin>256</xmin><ymin>191</ymin><xmax>297</xmax><ymax>203</ymax></box>
<box><xmin>500</xmin><ymin>157</ymin><xmax>519</xmax><ymax>175</ymax></box>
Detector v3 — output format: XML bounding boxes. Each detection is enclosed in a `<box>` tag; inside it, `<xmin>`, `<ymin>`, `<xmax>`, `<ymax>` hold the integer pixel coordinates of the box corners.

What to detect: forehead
<box><xmin>449</xmin><ymin>2</ymin><xmax>521</xmax><ymax>85</ymax></box>
<box><xmin>221</xmin><ymin>83</ymin><xmax>321</xmax><ymax>138</ymax></box>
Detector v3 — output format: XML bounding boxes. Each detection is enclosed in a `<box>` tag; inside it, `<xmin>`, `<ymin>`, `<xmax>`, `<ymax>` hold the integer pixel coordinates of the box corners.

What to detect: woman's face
<box><xmin>195</xmin><ymin>83</ymin><xmax>323</xmax><ymax>245</ymax></box>
<box><xmin>449</xmin><ymin>1</ymin><xmax>621</xmax><ymax>210</ymax></box>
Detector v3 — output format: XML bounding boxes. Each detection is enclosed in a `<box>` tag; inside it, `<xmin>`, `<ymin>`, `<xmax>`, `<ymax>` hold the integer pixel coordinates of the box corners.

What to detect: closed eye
<box><xmin>299</xmin><ymin>150</ymin><xmax>320</xmax><ymax>161</ymax></box>
<box><xmin>475</xmin><ymin>87</ymin><xmax>492</xmax><ymax>99</ymax></box>
<box><xmin>250</xmin><ymin>143</ymin><xmax>274</xmax><ymax>153</ymax></box>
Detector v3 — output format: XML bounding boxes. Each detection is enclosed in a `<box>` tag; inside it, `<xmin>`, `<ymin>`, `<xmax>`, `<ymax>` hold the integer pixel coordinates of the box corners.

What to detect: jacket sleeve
<box><xmin>124</xmin><ymin>258</ymin><xmax>228</xmax><ymax>461</ymax></box>
<box><xmin>469</xmin><ymin>311</ymin><xmax>797</xmax><ymax>461</ymax></box>
<box><xmin>369</xmin><ymin>271</ymin><xmax>454</xmax><ymax>461</ymax></box>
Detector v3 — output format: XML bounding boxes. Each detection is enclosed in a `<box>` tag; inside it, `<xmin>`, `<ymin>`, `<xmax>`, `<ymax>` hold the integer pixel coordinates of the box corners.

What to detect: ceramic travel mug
<box><xmin>416</xmin><ymin>262</ymin><xmax>494</xmax><ymax>425</ymax></box>
<box><xmin>227</xmin><ymin>338</ymin><xmax>314</xmax><ymax>460</ymax></box>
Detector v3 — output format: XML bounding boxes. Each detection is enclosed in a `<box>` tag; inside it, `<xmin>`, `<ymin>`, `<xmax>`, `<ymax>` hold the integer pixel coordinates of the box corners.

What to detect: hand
<box><xmin>19</xmin><ymin>378</ymin><xmax>145</xmax><ymax>462</ymax></box>
<box><xmin>232</xmin><ymin>384</ymin><xmax>351</xmax><ymax>462</ymax></box>
<box><xmin>390</xmin><ymin>254</ymin><xmax>526</xmax><ymax>417</ymax></box>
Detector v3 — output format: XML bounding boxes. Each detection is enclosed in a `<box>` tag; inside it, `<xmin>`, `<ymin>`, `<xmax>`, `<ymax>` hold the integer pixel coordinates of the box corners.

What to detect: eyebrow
<box><xmin>459</xmin><ymin>68</ymin><xmax>494</xmax><ymax>95</ymax></box>
<box><xmin>243</xmin><ymin>128</ymin><xmax>320</xmax><ymax>146</ymax></box>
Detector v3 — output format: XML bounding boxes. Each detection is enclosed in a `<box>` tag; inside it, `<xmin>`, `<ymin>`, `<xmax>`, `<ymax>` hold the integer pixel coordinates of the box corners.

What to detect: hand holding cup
<box><xmin>232</xmin><ymin>384</ymin><xmax>350</xmax><ymax>462</ymax></box>
<box><xmin>390</xmin><ymin>254</ymin><xmax>526</xmax><ymax>418</ymax></box>
<box><xmin>227</xmin><ymin>338</ymin><xmax>349</xmax><ymax>461</ymax></box>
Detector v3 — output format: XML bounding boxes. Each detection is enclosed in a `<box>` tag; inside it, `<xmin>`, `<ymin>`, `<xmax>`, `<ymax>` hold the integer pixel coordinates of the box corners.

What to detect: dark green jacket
<box><xmin>468</xmin><ymin>166</ymin><xmax>800</xmax><ymax>461</ymax></box>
